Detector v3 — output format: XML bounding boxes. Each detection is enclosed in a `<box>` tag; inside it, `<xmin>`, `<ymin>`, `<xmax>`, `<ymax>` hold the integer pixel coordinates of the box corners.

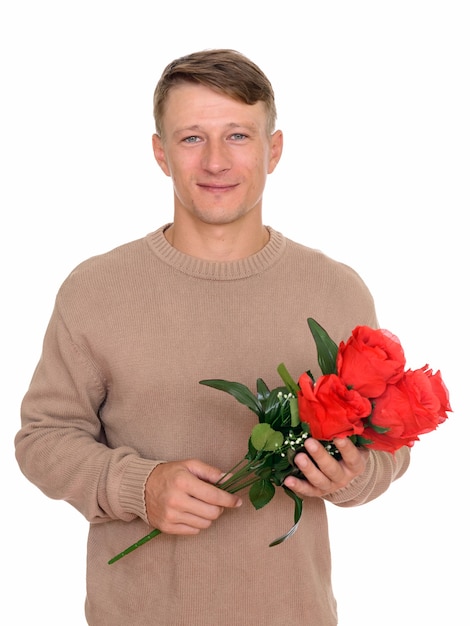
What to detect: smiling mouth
<box><xmin>197</xmin><ymin>183</ymin><xmax>238</xmax><ymax>192</ymax></box>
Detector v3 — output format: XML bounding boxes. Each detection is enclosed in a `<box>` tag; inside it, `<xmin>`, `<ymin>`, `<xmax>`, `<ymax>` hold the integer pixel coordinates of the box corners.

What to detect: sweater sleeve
<box><xmin>15</xmin><ymin>306</ymin><xmax>159</xmax><ymax>525</ymax></box>
<box><xmin>323</xmin><ymin>446</ymin><xmax>410</xmax><ymax>507</ymax></box>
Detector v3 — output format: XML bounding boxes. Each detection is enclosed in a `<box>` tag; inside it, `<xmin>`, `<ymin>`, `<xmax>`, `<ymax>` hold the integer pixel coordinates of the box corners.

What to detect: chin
<box><xmin>192</xmin><ymin>208</ymin><xmax>252</xmax><ymax>226</ymax></box>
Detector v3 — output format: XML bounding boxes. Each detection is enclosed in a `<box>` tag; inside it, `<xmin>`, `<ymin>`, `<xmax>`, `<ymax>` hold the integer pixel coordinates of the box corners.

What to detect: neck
<box><xmin>164</xmin><ymin>215</ymin><xmax>269</xmax><ymax>261</ymax></box>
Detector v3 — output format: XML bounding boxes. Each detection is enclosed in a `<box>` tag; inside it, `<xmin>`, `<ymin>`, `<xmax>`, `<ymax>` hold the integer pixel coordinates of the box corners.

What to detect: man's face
<box><xmin>152</xmin><ymin>83</ymin><xmax>282</xmax><ymax>227</ymax></box>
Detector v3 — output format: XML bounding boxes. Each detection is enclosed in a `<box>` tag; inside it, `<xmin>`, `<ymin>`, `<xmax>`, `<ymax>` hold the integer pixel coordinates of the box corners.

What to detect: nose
<box><xmin>201</xmin><ymin>139</ymin><xmax>231</xmax><ymax>174</ymax></box>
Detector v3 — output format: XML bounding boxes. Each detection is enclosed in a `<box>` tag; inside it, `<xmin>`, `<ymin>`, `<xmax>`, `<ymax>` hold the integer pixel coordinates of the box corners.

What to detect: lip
<box><xmin>197</xmin><ymin>183</ymin><xmax>239</xmax><ymax>193</ymax></box>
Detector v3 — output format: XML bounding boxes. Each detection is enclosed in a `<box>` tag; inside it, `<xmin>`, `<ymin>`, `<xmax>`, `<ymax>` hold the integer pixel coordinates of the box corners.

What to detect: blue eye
<box><xmin>231</xmin><ymin>133</ymin><xmax>247</xmax><ymax>140</ymax></box>
<box><xmin>183</xmin><ymin>136</ymin><xmax>200</xmax><ymax>143</ymax></box>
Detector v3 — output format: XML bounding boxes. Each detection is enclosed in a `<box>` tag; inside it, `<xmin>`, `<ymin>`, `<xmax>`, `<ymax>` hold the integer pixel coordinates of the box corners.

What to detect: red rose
<box><xmin>362</xmin><ymin>382</ymin><xmax>418</xmax><ymax>452</ymax></box>
<box><xmin>397</xmin><ymin>367</ymin><xmax>451</xmax><ymax>433</ymax></box>
<box><xmin>364</xmin><ymin>366</ymin><xmax>451</xmax><ymax>452</ymax></box>
<box><xmin>337</xmin><ymin>325</ymin><xmax>406</xmax><ymax>398</ymax></box>
<box><xmin>297</xmin><ymin>372</ymin><xmax>371</xmax><ymax>440</ymax></box>
<box><xmin>361</xmin><ymin>427</ymin><xmax>414</xmax><ymax>453</ymax></box>
<box><xmin>420</xmin><ymin>366</ymin><xmax>452</xmax><ymax>421</ymax></box>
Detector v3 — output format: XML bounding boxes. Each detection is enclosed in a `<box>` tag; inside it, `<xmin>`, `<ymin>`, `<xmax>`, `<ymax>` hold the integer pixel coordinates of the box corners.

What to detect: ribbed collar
<box><xmin>145</xmin><ymin>224</ymin><xmax>286</xmax><ymax>281</ymax></box>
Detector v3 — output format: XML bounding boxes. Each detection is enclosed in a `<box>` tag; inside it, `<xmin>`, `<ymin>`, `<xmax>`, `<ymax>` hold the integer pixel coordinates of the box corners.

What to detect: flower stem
<box><xmin>109</xmin><ymin>454</ymin><xmax>272</xmax><ymax>564</ymax></box>
<box><xmin>107</xmin><ymin>528</ymin><xmax>162</xmax><ymax>564</ymax></box>
<box><xmin>222</xmin><ymin>475</ymin><xmax>262</xmax><ymax>494</ymax></box>
<box><xmin>217</xmin><ymin>458</ymin><xmax>264</xmax><ymax>491</ymax></box>
<box><xmin>289</xmin><ymin>397</ymin><xmax>300</xmax><ymax>427</ymax></box>
<box><xmin>214</xmin><ymin>457</ymin><xmax>251</xmax><ymax>486</ymax></box>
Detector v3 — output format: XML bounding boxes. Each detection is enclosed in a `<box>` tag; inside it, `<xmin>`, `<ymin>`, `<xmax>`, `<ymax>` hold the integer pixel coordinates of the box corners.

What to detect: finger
<box><xmin>284</xmin><ymin>440</ymin><xmax>346</xmax><ymax>496</ymax></box>
<box><xmin>183</xmin><ymin>460</ymin><xmax>243</xmax><ymax>508</ymax></box>
<box><xmin>173</xmin><ymin>502</ymin><xmax>222</xmax><ymax>529</ymax></box>
<box><xmin>185</xmin><ymin>458</ymin><xmax>230</xmax><ymax>485</ymax></box>
<box><xmin>286</xmin><ymin>447</ymin><xmax>334</xmax><ymax>494</ymax></box>
<box><xmin>301</xmin><ymin>439</ymin><xmax>345</xmax><ymax>481</ymax></box>
<box><xmin>157</xmin><ymin>495</ymin><xmax>226</xmax><ymax>534</ymax></box>
<box><xmin>333</xmin><ymin>438</ymin><xmax>368</xmax><ymax>474</ymax></box>
<box><xmin>184</xmin><ymin>460</ymin><xmax>243</xmax><ymax>508</ymax></box>
<box><xmin>190</xmin><ymin>478</ymin><xmax>243</xmax><ymax>509</ymax></box>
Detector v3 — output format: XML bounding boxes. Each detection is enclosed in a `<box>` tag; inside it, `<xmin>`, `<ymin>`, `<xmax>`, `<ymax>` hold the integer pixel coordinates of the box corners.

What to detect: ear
<box><xmin>267</xmin><ymin>129</ymin><xmax>283</xmax><ymax>174</ymax></box>
<box><xmin>152</xmin><ymin>134</ymin><xmax>171</xmax><ymax>177</ymax></box>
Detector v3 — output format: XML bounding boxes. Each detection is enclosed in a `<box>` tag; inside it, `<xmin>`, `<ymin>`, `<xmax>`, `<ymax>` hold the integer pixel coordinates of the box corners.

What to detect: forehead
<box><xmin>161</xmin><ymin>83</ymin><xmax>268</xmax><ymax>133</ymax></box>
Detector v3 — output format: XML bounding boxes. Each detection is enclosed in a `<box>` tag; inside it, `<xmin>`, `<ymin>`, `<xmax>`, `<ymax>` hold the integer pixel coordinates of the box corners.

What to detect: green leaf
<box><xmin>354</xmin><ymin>434</ymin><xmax>374</xmax><ymax>446</ymax></box>
<box><xmin>268</xmin><ymin>487</ymin><xmax>303</xmax><ymax>547</ymax></box>
<box><xmin>283</xmin><ymin>486</ymin><xmax>303</xmax><ymax>524</ymax></box>
<box><xmin>250</xmin><ymin>423</ymin><xmax>272</xmax><ymax>449</ymax></box>
<box><xmin>250</xmin><ymin>423</ymin><xmax>283</xmax><ymax>451</ymax></box>
<box><xmin>261</xmin><ymin>386</ymin><xmax>291</xmax><ymax>428</ymax></box>
<box><xmin>199</xmin><ymin>379</ymin><xmax>263</xmax><ymax>417</ymax></box>
<box><xmin>257</xmin><ymin>466</ymin><xmax>274</xmax><ymax>480</ymax></box>
<box><xmin>266</xmin><ymin>430</ymin><xmax>284</xmax><ymax>451</ymax></box>
<box><xmin>249</xmin><ymin>478</ymin><xmax>275</xmax><ymax>510</ymax></box>
<box><xmin>256</xmin><ymin>378</ymin><xmax>271</xmax><ymax>400</ymax></box>
<box><xmin>307</xmin><ymin>318</ymin><xmax>338</xmax><ymax>375</ymax></box>
<box><xmin>277</xmin><ymin>362</ymin><xmax>300</xmax><ymax>395</ymax></box>
<box><xmin>368</xmin><ymin>422</ymin><xmax>390</xmax><ymax>434</ymax></box>
<box><xmin>246</xmin><ymin>437</ymin><xmax>258</xmax><ymax>460</ymax></box>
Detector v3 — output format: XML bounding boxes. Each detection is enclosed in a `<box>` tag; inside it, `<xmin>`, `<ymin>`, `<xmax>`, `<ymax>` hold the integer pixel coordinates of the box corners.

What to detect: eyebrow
<box><xmin>173</xmin><ymin>121</ymin><xmax>259</xmax><ymax>136</ymax></box>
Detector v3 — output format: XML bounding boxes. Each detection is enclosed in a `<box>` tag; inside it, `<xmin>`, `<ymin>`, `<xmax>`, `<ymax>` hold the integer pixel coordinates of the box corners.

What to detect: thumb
<box><xmin>183</xmin><ymin>459</ymin><xmax>243</xmax><ymax>509</ymax></box>
<box><xmin>183</xmin><ymin>458</ymin><xmax>228</xmax><ymax>485</ymax></box>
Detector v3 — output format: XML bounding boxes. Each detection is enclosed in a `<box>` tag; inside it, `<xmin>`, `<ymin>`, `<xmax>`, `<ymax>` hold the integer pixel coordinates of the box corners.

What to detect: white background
<box><xmin>1</xmin><ymin>1</ymin><xmax>468</xmax><ymax>624</ymax></box>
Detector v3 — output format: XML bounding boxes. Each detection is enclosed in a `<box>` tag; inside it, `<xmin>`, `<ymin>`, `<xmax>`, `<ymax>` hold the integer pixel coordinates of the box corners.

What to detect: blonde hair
<box><xmin>153</xmin><ymin>49</ymin><xmax>277</xmax><ymax>138</ymax></box>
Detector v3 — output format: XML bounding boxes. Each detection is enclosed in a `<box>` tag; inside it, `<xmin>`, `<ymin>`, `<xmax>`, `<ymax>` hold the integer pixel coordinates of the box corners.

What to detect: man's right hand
<box><xmin>144</xmin><ymin>459</ymin><xmax>242</xmax><ymax>535</ymax></box>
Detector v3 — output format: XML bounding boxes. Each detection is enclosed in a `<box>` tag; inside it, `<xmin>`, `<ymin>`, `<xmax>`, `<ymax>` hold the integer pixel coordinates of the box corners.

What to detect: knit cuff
<box><xmin>323</xmin><ymin>452</ymin><xmax>377</xmax><ymax>505</ymax></box>
<box><xmin>118</xmin><ymin>457</ymin><xmax>164</xmax><ymax>522</ymax></box>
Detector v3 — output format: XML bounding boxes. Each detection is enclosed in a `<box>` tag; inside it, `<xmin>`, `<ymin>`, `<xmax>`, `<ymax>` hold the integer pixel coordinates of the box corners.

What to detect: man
<box><xmin>15</xmin><ymin>49</ymin><xmax>410</xmax><ymax>625</ymax></box>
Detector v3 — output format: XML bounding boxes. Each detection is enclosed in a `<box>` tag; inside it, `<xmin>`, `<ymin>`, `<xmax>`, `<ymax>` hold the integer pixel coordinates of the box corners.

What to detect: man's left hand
<box><xmin>283</xmin><ymin>437</ymin><xmax>369</xmax><ymax>497</ymax></box>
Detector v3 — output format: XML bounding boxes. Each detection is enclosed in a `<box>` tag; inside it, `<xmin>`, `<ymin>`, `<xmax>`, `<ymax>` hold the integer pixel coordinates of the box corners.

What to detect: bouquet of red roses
<box><xmin>108</xmin><ymin>318</ymin><xmax>451</xmax><ymax>564</ymax></box>
<box><xmin>295</xmin><ymin>320</ymin><xmax>451</xmax><ymax>453</ymax></box>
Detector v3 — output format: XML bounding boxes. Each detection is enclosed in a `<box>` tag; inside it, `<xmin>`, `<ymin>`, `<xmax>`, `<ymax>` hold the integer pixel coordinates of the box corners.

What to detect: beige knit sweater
<box><xmin>16</xmin><ymin>225</ymin><xmax>410</xmax><ymax>625</ymax></box>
